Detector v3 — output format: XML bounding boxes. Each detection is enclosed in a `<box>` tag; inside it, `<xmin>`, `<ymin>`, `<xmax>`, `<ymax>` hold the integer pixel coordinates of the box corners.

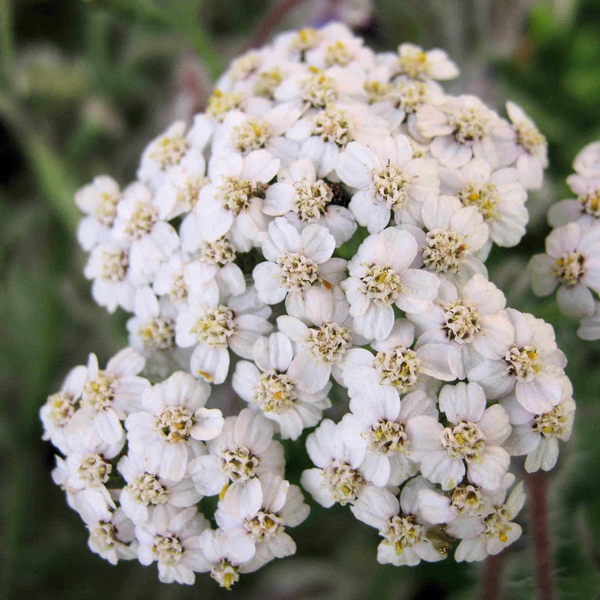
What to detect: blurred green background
<box><xmin>2</xmin><ymin>0</ymin><xmax>600</xmax><ymax>598</ymax></box>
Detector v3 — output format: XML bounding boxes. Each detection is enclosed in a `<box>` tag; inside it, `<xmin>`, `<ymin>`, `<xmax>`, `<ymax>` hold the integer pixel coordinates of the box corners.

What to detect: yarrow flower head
<box><xmin>42</xmin><ymin>22</ymin><xmax>575</xmax><ymax>587</ymax></box>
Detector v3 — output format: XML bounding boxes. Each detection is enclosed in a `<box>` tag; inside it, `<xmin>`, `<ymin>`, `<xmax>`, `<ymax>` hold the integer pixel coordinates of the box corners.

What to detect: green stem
<box><xmin>0</xmin><ymin>0</ymin><xmax>15</xmax><ymax>86</ymax></box>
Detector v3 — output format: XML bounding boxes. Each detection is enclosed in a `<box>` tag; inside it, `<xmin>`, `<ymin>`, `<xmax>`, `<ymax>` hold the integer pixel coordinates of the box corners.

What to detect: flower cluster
<box><xmin>42</xmin><ymin>23</ymin><xmax>574</xmax><ymax>586</ymax></box>
<box><xmin>530</xmin><ymin>141</ymin><xmax>600</xmax><ymax>340</ymax></box>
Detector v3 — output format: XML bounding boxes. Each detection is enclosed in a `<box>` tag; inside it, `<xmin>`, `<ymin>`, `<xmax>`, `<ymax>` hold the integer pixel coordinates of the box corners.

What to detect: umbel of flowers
<box><xmin>529</xmin><ymin>141</ymin><xmax>600</xmax><ymax>340</ymax></box>
<box><xmin>41</xmin><ymin>23</ymin><xmax>575</xmax><ymax>588</ymax></box>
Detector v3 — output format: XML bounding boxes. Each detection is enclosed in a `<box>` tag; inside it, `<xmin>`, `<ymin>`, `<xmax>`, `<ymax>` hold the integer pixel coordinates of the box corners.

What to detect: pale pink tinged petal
<box><xmin>405</xmin><ymin>416</ymin><xmax>444</xmax><ymax>459</ymax></box>
<box><xmin>505</xmin><ymin>425</ymin><xmax>540</xmax><ymax>456</ymax></box>
<box><xmin>301</xmin><ymin>468</ymin><xmax>336</xmax><ymax>508</ymax></box>
<box><xmin>417</xmin><ymin>489</ymin><xmax>454</xmax><ymax>524</ymax></box>
<box><xmin>191</xmin><ymin>408</ymin><xmax>224</xmax><ymax>441</ymax></box>
<box><xmin>467</xmin><ymin>359</ymin><xmax>514</xmax><ymax>400</ymax></box>
<box><xmin>440</xmin><ymin>381</ymin><xmax>486</xmax><ymax>423</ymax></box>
<box><xmin>467</xmin><ymin>447</ymin><xmax>510</xmax><ymax>491</ymax></box>
<box><xmin>417</xmin><ymin>343</ymin><xmax>456</xmax><ymax>381</ymax></box>
<box><xmin>478</xmin><ymin>404</ymin><xmax>511</xmax><ymax>446</ymax></box>
<box><xmin>515</xmin><ymin>375</ymin><xmax>561</xmax><ymax>414</ymax></box>
<box><xmin>421</xmin><ymin>452</ymin><xmax>465</xmax><ymax>490</ymax></box>
<box><xmin>222</xmin><ymin>478</ymin><xmax>263</xmax><ymax>519</ymax></box>
<box><xmin>350</xmin><ymin>485</ymin><xmax>398</xmax><ymax>529</ymax></box>
<box><xmin>360</xmin><ymin>452</ymin><xmax>391</xmax><ymax>487</ymax></box>
<box><xmin>474</xmin><ymin>315</ymin><xmax>514</xmax><ymax>359</ymax></box>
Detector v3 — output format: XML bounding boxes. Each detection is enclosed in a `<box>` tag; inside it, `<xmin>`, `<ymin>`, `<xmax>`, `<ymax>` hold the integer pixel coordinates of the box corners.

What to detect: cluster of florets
<box><xmin>41</xmin><ymin>23</ymin><xmax>575</xmax><ymax>586</ymax></box>
<box><xmin>530</xmin><ymin>142</ymin><xmax>600</xmax><ymax>340</ymax></box>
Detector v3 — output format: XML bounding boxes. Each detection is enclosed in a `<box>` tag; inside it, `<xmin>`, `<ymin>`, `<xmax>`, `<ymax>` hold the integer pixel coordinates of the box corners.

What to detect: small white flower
<box><xmin>573</xmin><ymin>141</ymin><xmax>600</xmax><ymax>177</ymax></box>
<box><xmin>87</xmin><ymin>508</ymin><xmax>137</xmax><ymax>565</ymax></box>
<box><xmin>351</xmin><ymin>477</ymin><xmax>450</xmax><ymax>566</ymax></box>
<box><xmin>407</xmin><ymin>382</ymin><xmax>511</xmax><ymax>491</ymax></box>
<box><xmin>529</xmin><ymin>222</ymin><xmax>600</xmax><ymax>318</ymax></box>
<box><xmin>342</xmin><ymin>228</ymin><xmax>440</xmax><ymax>340</ymax></box>
<box><xmin>75</xmin><ymin>175</ymin><xmax>121</xmax><ymax>251</ymax></box>
<box><xmin>126</xmin><ymin>371</ymin><xmax>223</xmax><ymax>482</ymax></box>
<box><xmin>394</xmin><ymin>43</ymin><xmax>459</xmax><ymax>81</ymax></box>
<box><xmin>136</xmin><ymin>505</ymin><xmax>210</xmax><ymax>584</ymax></box>
<box><xmin>549</xmin><ymin>173</ymin><xmax>600</xmax><ymax>229</ymax></box>
<box><xmin>336</xmin><ymin>135</ymin><xmax>439</xmax><ymax>232</ymax></box>
<box><xmin>233</xmin><ymin>332</ymin><xmax>331</xmax><ymax>440</ymax></box>
<box><xmin>153</xmin><ymin>253</ymin><xmax>191</xmax><ymax>309</ymax></box>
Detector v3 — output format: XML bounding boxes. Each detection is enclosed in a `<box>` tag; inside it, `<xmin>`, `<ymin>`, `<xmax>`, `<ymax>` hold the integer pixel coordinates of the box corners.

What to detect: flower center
<box><xmin>423</xmin><ymin>229</ymin><xmax>470</xmax><ymax>273</ymax></box>
<box><xmin>441</xmin><ymin>299</ymin><xmax>481</xmax><ymax>343</ymax></box>
<box><xmin>94</xmin><ymin>191</ymin><xmax>120</xmax><ymax>227</ymax></box>
<box><xmin>449</xmin><ymin>107</ymin><xmax>490</xmax><ymax>144</ymax></box>
<box><xmin>397</xmin><ymin>48</ymin><xmax>429</xmax><ymax>79</ymax></box>
<box><xmin>78</xmin><ymin>453</ymin><xmax>112</xmax><ymax>485</ymax></box>
<box><xmin>292</xmin><ymin>28</ymin><xmax>321</xmax><ymax>52</ymax></box>
<box><xmin>207</xmin><ymin>89</ymin><xmax>245</xmax><ymax>122</ymax></box>
<box><xmin>293</xmin><ymin>179</ymin><xmax>332</xmax><ymax>221</ymax></box>
<box><xmin>101</xmin><ymin>248</ymin><xmax>129</xmax><ymax>282</ymax></box>
<box><xmin>232</xmin><ymin>118</ymin><xmax>272</xmax><ymax>154</ymax></box>
<box><xmin>278</xmin><ymin>252</ymin><xmax>319</xmax><ymax>291</ymax></box>
<box><xmin>361</xmin><ymin>264</ymin><xmax>403</xmax><ymax>305</ymax></box>
<box><xmin>368</xmin><ymin>419</ymin><xmax>408</xmax><ymax>454</ymax></box>
<box><xmin>371</xmin><ymin>164</ymin><xmax>413</xmax><ymax>210</ymax></box>
<box><xmin>458</xmin><ymin>182</ymin><xmax>499</xmax><ymax>221</ymax></box>
<box><xmin>451</xmin><ymin>484</ymin><xmax>485</xmax><ymax>515</ymax></box>
<box><xmin>578</xmin><ymin>190</ymin><xmax>600</xmax><ymax>217</ymax></box>
<box><xmin>211</xmin><ymin>560</ymin><xmax>240</xmax><ymax>590</ymax></box>
<box><xmin>154</xmin><ymin>406</ymin><xmax>194</xmax><ymax>443</ymax></box>
<box><xmin>323</xmin><ymin>459</ymin><xmax>365</xmax><ymax>505</ymax></box>
<box><xmin>483</xmin><ymin>507</ymin><xmax>512</xmax><ymax>543</ymax></box>
<box><xmin>178</xmin><ymin>174</ymin><xmax>208</xmax><ymax>211</ymax></box>
<box><xmin>374</xmin><ymin>347</ymin><xmax>423</xmax><ymax>392</ymax></box>
<box><xmin>391</xmin><ymin>80</ymin><xmax>429</xmax><ymax>113</ymax></box>
<box><xmin>229</xmin><ymin>53</ymin><xmax>261</xmax><ymax>81</ymax></box>
<box><xmin>314</xmin><ymin>105</ymin><xmax>354</xmax><ymax>146</ymax></box>
<box><xmin>220</xmin><ymin>445</ymin><xmax>260</xmax><ymax>481</ymax></box>
<box><xmin>383</xmin><ymin>515</ymin><xmax>423</xmax><ymax>555</ymax></box>
<box><xmin>306</xmin><ymin>323</ymin><xmax>351</xmax><ymax>363</ymax></box>
<box><xmin>138</xmin><ymin>317</ymin><xmax>175</xmax><ymax>352</ymax></box>
<box><xmin>169</xmin><ymin>273</ymin><xmax>188</xmax><ymax>303</ymax></box>
<box><xmin>364</xmin><ymin>79</ymin><xmax>393</xmax><ymax>104</ymax></box>
<box><xmin>301</xmin><ymin>70</ymin><xmax>339</xmax><ymax>108</ymax></box>
<box><xmin>82</xmin><ymin>370</ymin><xmax>116</xmax><ymax>412</ymax></box>
<box><xmin>551</xmin><ymin>252</ymin><xmax>585</xmax><ymax>287</ymax></box>
<box><xmin>515</xmin><ymin>120</ymin><xmax>546</xmax><ymax>155</ymax></box>
<box><xmin>88</xmin><ymin>522</ymin><xmax>118</xmax><ymax>552</ymax></box>
<box><xmin>254</xmin><ymin>370</ymin><xmax>297</xmax><ymax>413</ymax></box>
<box><xmin>505</xmin><ymin>345</ymin><xmax>542</xmax><ymax>380</ymax></box>
<box><xmin>45</xmin><ymin>391</ymin><xmax>77</xmax><ymax>427</ymax></box>
<box><xmin>532</xmin><ymin>404</ymin><xmax>569</xmax><ymax>437</ymax></box>
<box><xmin>254</xmin><ymin>67</ymin><xmax>283</xmax><ymax>99</ymax></box>
<box><xmin>129</xmin><ymin>472</ymin><xmax>169</xmax><ymax>505</ymax></box>
<box><xmin>124</xmin><ymin>202</ymin><xmax>158</xmax><ymax>240</ymax></box>
<box><xmin>153</xmin><ymin>534</ymin><xmax>183</xmax><ymax>566</ymax></box>
<box><xmin>190</xmin><ymin>306</ymin><xmax>235</xmax><ymax>346</ymax></box>
<box><xmin>218</xmin><ymin>176</ymin><xmax>261</xmax><ymax>215</ymax></box>
<box><xmin>244</xmin><ymin>510</ymin><xmax>283</xmax><ymax>541</ymax></box>
<box><xmin>200</xmin><ymin>237</ymin><xmax>236</xmax><ymax>266</ymax></box>
<box><xmin>149</xmin><ymin>133</ymin><xmax>190</xmax><ymax>170</ymax></box>
<box><xmin>441</xmin><ymin>422</ymin><xmax>486</xmax><ymax>461</ymax></box>
<box><xmin>325</xmin><ymin>40</ymin><xmax>353</xmax><ymax>67</ymax></box>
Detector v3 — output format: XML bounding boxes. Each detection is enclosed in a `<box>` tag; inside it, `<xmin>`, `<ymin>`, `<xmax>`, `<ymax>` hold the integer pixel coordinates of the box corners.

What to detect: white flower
<box><xmin>75</xmin><ymin>175</ymin><xmax>121</xmax><ymax>251</ymax></box>
<box><xmin>529</xmin><ymin>222</ymin><xmax>600</xmax><ymax>318</ymax></box>
<box><xmin>336</xmin><ymin>136</ymin><xmax>439</xmax><ymax>232</ymax></box>
<box><xmin>112</xmin><ymin>182</ymin><xmax>180</xmax><ymax>283</ymax></box>
<box><xmin>343</xmin><ymin>389</ymin><xmax>438</xmax><ymax>486</ymax></box>
<box><xmin>263</xmin><ymin>158</ymin><xmax>357</xmax><ymax>246</ymax></box>
<box><xmin>84</xmin><ymin>241</ymin><xmax>136</xmax><ymax>313</ymax></box>
<box><xmin>394</xmin><ymin>43</ymin><xmax>459</xmax><ymax>81</ymax></box>
<box><xmin>126</xmin><ymin>371</ymin><xmax>223</xmax><ymax>482</ymax></box>
<box><xmin>175</xmin><ymin>287</ymin><xmax>273</xmax><ymax>384</ymax></box>
<box><xmin>233</xmin><ymin>331</ymin><xmax>331</xmax><ymax>440</ymax></box>
<box><xmin>138</xmin><ymin>116</ymin><xmax>213</xmax><ymax>190</ymax></box>
<box><xmin>301</xmin><ymin>418</ymin><xmax>370</xmax><ymax>507</ymax></box>
<box><xmin>68</xmin><ymin>348</ymin><xmax>149</xmax><ymax>446</ymax></box>
<box><xmin>136</xmin><ymin>505</ymin><xmax>210</xmax><ymax>584</ymax></box>
<box><xmin>118</xmin><ymin>451</ymin><xmax>202</xmax><ymax>525</ymax></box>
<box><xmin>416</xmin><ymin>95</ymin><xmax>516</xmax><ymax>169</ymax></box>
<box><xmin>153</xmin><ymin>253</ymin><xmax>191</xmax><ymax>308</ymax></box>
<box><xmin>87</xmin><ymin>508</ymin><xmax>137</xmax><ymax>565</ymax></box>
<box><xmin>501</xmin><ymin>379</ymin><xmax>575</xmax><ymax>473</ymax></box>
<box><xmin>351</xmin><ymin>477</ymin><xmax>450</xmax><ymax>566</ymax></box>
<box><xmin>341</xmin><ymin>319</ymin><xmax>455</xmax><ymax>397</ymax></box>
<box><xmin>304</xmin><ymin>23</ymin><xmax>373</xmax><ymax>70</ymax></box>
<box><xmin>41</xmin><ymin>364</ymin><xmax>87</xmax><ymax>455</ymax></box>
<box><xmin>468</xmin><ymin>309</ymin><xmax>567</xmax><ymax>413</ymax></box>
<box><xmin>286</xmin><ymin>102</ymin><xmax>389</xmax><ymax>177</ymax></box>
<box><xmin>215</xmin><ymin>473</ymin><xmax>309</xmax><ymax>562</ymax></box>
<box><xmin>189</xmin><ymin>409</ymin><xmax>285</xmax><ymax>514</ymax></box>
<box><xmin>420</xmin><ymin>195</ymin><xmax>489</xmax><ymax>284</ymax></box>
<box><xmin>196</xmin><ymin>528</ymin><xmax>258</xmax><ymax>590</ymax></box>
<box><xmin>342</xmin><ymin>228</ymin><xmax>440</xmax><ymax>340</ymax></box>
<box><xmin>440</xmin><ymin>158</ymin><xmax>528</xmax><ymax>247</ymax></box>
<box><xmin>505</xmin><ymin>102</ymin><xmax>548</xmax><ymax>190</ymax></box>
<box><xmin>408</xmin><ymin>275</ymin><xmax>515</xmax><ymax>379</ymax></box>
<box><xmin>407</xmin><ymin>382</ymin><xmax>511</xmax><ymax>491</ymax></box>
<box><xmin>573</xmin><ymin>141</ymin><xmax>600</xmax><ymax>177</ymax></box>
<box><xmin>453</xmin><ymin>482</ymin><xmax>525</xmax><ymax>562</ymax></box>
<box><xmin>253</xmin><ymin>218</ymin><xmax>344</xmax><ymax>322</ymax></box>
<box><xmin>549</xmin><ymin>172</ymin><xmax>600</xmax><ymax>228</ymax></box>
<box><xmin>195</xmin><ymin>149</ymin><xmax>280</xmax><ymax>251</ymax></box>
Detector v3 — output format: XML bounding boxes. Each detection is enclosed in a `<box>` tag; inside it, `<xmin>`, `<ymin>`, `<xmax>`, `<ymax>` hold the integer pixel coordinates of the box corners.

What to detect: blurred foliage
<box><xmin>1</xmin><ymin>0</ymin><xmax>600</xmax><ymax>598</ymax></box>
